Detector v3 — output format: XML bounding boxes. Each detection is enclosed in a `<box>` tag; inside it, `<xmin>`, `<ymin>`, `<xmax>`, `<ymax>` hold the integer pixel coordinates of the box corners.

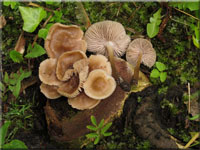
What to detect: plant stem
<box><xmin>132</xmin><ymin>52</ymin><xmax>142</xmax><ymax>85</ymax></box>
<box><xmin>172</xmin><ymin>7</ymin><xmax>200</xmax><ymax>21</ymax></box>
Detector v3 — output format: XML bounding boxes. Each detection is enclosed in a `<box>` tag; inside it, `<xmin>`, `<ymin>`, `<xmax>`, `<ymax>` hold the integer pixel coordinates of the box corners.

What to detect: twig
<box><xmin>157</xmin><ymin>6</ymin><xmax>171</xmax><ymax>43</ymax></box>
<box><xmin>188</xmin><ymin>82</ymin><xmax>191</xmax><ymax>114</ymax></box>
<box><xmin>128</xmin><ymin>6</ymin><xmax>141</xmax><ymax>23</ymax></box>
<box><xmin>184</xmin><ymin>132</ymin><xmax>200</xmax><ymax>149</ymax></box>
<box><xmin>28</xmin><ymin>2</ymin><xmax>54</xmax><ymax>12</ymax></box>
<box><xmin>116</xmin><ymin>3</ymin><xmax>122</xmax><ymax>17</ymax></box>
<box><xmin>172</xmin><ymin>7</ymin><xmax>200</xmax><ymax>21</ymax></box>
<box><xmin>32</xmin><ymin>13</ymin><xmax>53</xmax><ymax>48</ymax></box>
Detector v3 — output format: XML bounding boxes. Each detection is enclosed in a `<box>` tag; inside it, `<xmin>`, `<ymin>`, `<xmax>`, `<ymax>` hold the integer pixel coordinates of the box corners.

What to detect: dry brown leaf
<box><xmin>14</xmin><ymin>31</ymin><xmax>26</xmax><ymax>54</ymax></box>
<box><xmin>0</xmin><ymin>15</ymin><xmax>6</xmax><ymax>29</ymax></box>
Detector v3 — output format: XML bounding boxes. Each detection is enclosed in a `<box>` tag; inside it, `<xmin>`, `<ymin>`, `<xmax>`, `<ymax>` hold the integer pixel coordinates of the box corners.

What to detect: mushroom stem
<box><xmin>132</xmin><ymin>52</ymin><xmax>142</xmax><ymax>85</ymax></box>
<box><xmin>106</xmin><ymin>44</ymin><xmax>131</xmax><ymax>92</ymax></box>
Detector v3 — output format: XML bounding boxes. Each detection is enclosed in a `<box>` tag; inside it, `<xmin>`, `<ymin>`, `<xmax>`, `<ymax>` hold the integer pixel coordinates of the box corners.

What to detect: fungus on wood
<box><xmin>45</xmin><ymin>23</ymin><xmax>87</xmax><ymax>58</ymax></box>
<box><xmin>42</xmin><ymin>22</ymin><xmax>151</xmax><ymax>148</ymax></box>
<box><xmin>85</xmin><ymin>20</ymin><xmax>131</xmax><ymax>91</ymax></box>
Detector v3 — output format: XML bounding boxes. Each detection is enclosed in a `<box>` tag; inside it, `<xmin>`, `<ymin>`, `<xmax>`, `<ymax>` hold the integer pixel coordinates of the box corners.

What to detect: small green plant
<box><xmin>0</xmin><ymin>121</ymin><xmax>28</xmax><ymax>149</ymax></box>
<box><xmin>3</xmin><ymin>68</ymin><xmax>31</xmax><ymax>98</ymax></box>
<box><xmin>147</xmin><ymin>8</ymin><xmax>162</xmax><ymax>38</ymax></box>
<box><xmin>86</xmin><ymin>116</ymin><xmax>112</xmax><ymax>145</ymax></box>
<box><xmin>150</xmin><ymin>62</ymin><xmax>167</xmax><ymax>83</ymax></box>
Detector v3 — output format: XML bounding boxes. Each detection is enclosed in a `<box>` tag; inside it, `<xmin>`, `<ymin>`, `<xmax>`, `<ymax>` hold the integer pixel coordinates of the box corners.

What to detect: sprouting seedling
<box><xmin>150</xmin><ymin>62</ymin><xmax>167</xmax><ymax>82</ymax></box>
<box><xmin>86</xmin><ymin>115</ymin><xmax>112</xmax><ymax>145</ymax></box>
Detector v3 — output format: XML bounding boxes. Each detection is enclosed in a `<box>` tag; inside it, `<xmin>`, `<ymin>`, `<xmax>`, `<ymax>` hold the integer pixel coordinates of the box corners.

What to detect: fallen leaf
<box><xmin>0</xmin><ymin>15</ymin><xmax>6</xmax><ymax>29</ymax></box>
<box><xmin>14</xmin><ymin>31</ymin><xmax>26</xmax><ymax>54</ymax></box>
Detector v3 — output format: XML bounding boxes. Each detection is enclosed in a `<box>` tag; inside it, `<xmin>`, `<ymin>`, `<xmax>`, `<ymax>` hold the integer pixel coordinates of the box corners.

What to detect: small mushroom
<box><xmin>83</xmin><ymin>69</ymin><xmax>116</xmax><ymax>100</ymax></box>
<box><xmin>85</xmin><ymin>20</ymin><xmax>130</xmax><ymax>57</ymax></box>
<box><xmin>88</xmin><ymin>54</ymin><xmax>112</xmax><ymax>75</ymax></box>
<box><xmin>45</xmin><ymin>23</ymin><xmax>87</xmax><ymax>58</ymax></box>
<box><xmin>39</xmin><ymin>58</ymin><xmax>62</xmax><ymax>86</ymax></box>
<box><xmin>126</xmin><ymin>38</ymin><xmax>156</xmax><ymax>84</ymax></box>
<box><xmin>85</xmin><ymin>21</ymin><xmax>131</xmax><ymax>90</ymax></box>
<box><xmin>126</xmin><ymin>38</ymin><xmax>156</xmax><ymax>68</ymax></box>
<box><xmin>68</xmin><ymin>92</ymin><xmax>100</xmax><ymax>110</ymax></box>
<box><xmin>56</xmin><ymin>50</ymin><xmax>87</xmax><ymax>81</ymax></box>
<box><xmin>40</xmin><ymin>83</ymin><xmax>61</xmax><ymax>99</ymax></box>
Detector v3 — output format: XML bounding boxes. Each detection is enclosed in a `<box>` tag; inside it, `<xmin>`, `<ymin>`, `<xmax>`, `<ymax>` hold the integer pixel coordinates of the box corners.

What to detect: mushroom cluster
<box><xmin>40</xmin><ymin>21</ymin><xmax>157</xmax><ymax>111</ymax></box>
<box><xmin>39</xmin><ymin>23</ymin><xmax>117</xmax><ymax>110</ymax></box>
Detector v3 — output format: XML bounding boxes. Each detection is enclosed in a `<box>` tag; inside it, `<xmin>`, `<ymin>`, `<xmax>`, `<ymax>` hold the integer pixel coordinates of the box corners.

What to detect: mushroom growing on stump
<box><xmin>126</xmin><ymin>38</ymin><xmax>156</xmax><ymax>84</ymax></box>
<box><xmin>68</xmin><ymin>92</ymin><xmax>100</xmax><ymax>110</ymax></box>
<box><xmin>83</xmin><ymin>69</ymin><xmax>116</xmax><ymax>100</ymax></box>
<box><xmin>56</xmin><ymin>50</ymin><xmax>87</xmax><ymax>81</ymax></box>
<box><xmin>88</xmin><ymin>54</ymin><xmax>112</xmax><ymax>75</ymax></box>
<box><xmin>85</xmin><ymin>20</ymin><xmax>131</xmax><ymax>91</ymax></box>
<box><xmin>40</xmin><ymin>83</ymin><xmax>61</xmax><ymax>99</ymax></box>
<box><xmin>45</xmin><ymin>23</ymin><xmax>87</xmax><ymax>58</ymax></box>
<box><xmin>39</xmin><ymin>58</ymin><xmax>62</xmax><ymax>86</ymax></box>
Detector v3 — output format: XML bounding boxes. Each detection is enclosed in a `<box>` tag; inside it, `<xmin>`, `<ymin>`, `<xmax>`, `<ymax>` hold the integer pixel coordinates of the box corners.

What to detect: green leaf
<box><xmin>25</xmin><ymin>43</ymin><xmax>46</xmax><ymax>58</ymax></box>
<box><xmin>160</xmin><ymin>72</ymin><xmax>167</xmax><ymax>83</ymax></box>
<box><xmin>147</xmin><ymin>8</ymin><xmax>162</xmax><ymax>38</ymax></box>
<box><xmin>3</xmin><ymin>140</ymin><xmax>28</xmax><ymax>149</ymax></box>
<box><xmin>19</xmin><ymin>70</ymin><xmax>32</xmax><ymax>82</ymax></box>
<box><xmin>86</xmin><ymin>125</ymin><xmax>97</xmax><ymax>131</ymax></box>
<box><xmin>101</xmin><ymin>122</ymin><xmax>112</xmax><ymax>134</ymax></box>
<box><xmin>9</xmin><ymin>50</ymin><xmax>23</xmax><ymax>63</ymax></box>
<box><xmin>19</xmin><ymin>6</ymin><xmax>47</xmax><ymax>33</ymax></box>
<box><xmin>94</xmin><ymin>136</ymin><xmax>100</xmax><ymax>145</ymax></box>
<box><xmin>193</xmin><ymin>35</ymin><xmax>200</xmax><ymax>48</ymax></box>
<box><xmin>91</xmin><ymin>116</ymin><xmax>97</xmax><ymax>126</ymax></box>
<box><xmin>38</xmin><ymin>28</ymin><xmax>48</xmax><ymax>40</ymax></box>
<box><xmin>156</xmin><ymin>62</ymin><xmax>166</xmax><ymax>72</ymax></box>
<box><xmin>13</xmin><ymin>81</ymin><xmax>21</xmax><ymax>98</ymax></box>
<box><xmin>169</xmin><ymin>2</ymin><xmax>200</xmax><ymax>11</ymax></box>
<box><xmin>3</xmin><ymin>1</ymin><xmax>19</xmax><ymax>9</ymax></box>
<box><xmin>3</xmin><ymin>72</ymin><xmax>9</xmax><ymax>84</ymax></box>
<box><xmin>189</xmin><ymin>114</ymin><xmax>200</xmax><ymax>120</ymax></box>
<box><xmin>0</xmin><ymin>82</ymin><xmax>5</xmax><ymax>92</ymax></box>
<box><xmin>150</xmin><ymin>69</ymin><xmax>160</xmax><ymax>78</ymax></box>
<box><xmin>86</xmin><ymin>133</ymin><xmax>98</xmax><ymax>138</ymax></box>
<box><xmin>0</xmin><ymin>121</ymin><xmax>11</xmax><ymax>146</ymax></box>
<box><xmin>103</xmin><ymin>132</ymin><xmax>112</xmax><ymax>137</ymax></box>
<box><xmin>98</xmin><ymin>119</ymin><xmax>104</xmax><ymax>129</ymax></box>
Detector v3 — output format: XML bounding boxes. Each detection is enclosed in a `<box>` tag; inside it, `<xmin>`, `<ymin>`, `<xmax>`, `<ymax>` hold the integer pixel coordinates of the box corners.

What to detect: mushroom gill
<box><xmin>45</xmin><ymin>23</ymin><xmax>87</xmax><ymax>58</ymax></box>
<box><xmin>85</xmin><ymin>20</ymin><xmax>130</xmax><ymax>57</ymax></box>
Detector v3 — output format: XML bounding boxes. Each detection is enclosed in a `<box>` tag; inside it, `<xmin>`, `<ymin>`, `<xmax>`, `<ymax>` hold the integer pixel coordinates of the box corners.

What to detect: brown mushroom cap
<box><xmin>39</xmin><ymin>58</ymin><xmax>62</xmax><ymax>86</ymax></box>
<box><xmin>88</xmin><ymin>54</ymin><xmax>112</xmax><ymax>75</ymax></box>
<box><xmin>85</xmin><ymin>20</ymin><xmax>130</xmax><ymax>57</ymax></box>
<box><xmin>57</xmin><ymin>75</ymin><xmax>80</xmax><ymax>98</ymax></box>
<box><xmin>45</xmin><ymin>23</ymin><xmax>87</xmax><ymax>58</ymax></box>
<box><xmin>83</xmin><ymin>69</ymin><xmax>116</xmax><ymax>100</ymax></box>
<box><xmin>68</xmin><ymin>92</ymin><xmax>100</xmax><ymax>110</ymax></box>
<box><xmin>40</xmin><ymin>83</ymin><xmax>61</xmax><ymax>99</ymax></box>
<box><xmin>126</xmin><ymin>38</ymin><xmax>156</xmax><ymax>68</ymax></box>
<box><xmin>57</xmin><ymin>65</ymin><xmax>89</xmax><ymax>98</ymax></box>
<box><xmin>73</xmin><ymin>58</ymin><xmax>89</xmax><ymax>74</ymax></box>
<box><xmin>56</xmin><ymin>50</ymin><xmax>87</xmax><ymax>81</ymax></box>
